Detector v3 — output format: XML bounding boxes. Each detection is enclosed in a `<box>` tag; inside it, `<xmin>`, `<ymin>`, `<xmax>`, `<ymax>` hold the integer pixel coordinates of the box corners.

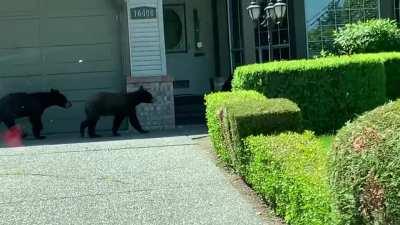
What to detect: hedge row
<box><xmin>204</xmin><ymin>91</ymin><xmax>301</xmax><ymax>172</ymax></box>
<box><xmin>232</xmin><ymin>53</ymin><xmax>400</xmax><ymax>133</ymax></box>
<box><xmin>245</xmin><ymin>132</ymin><xmax>337</xmax><ymax>225</ymax></box>
<box><xmin>330</xmin><ymin>99</ymin><xmax>400</xmax><ymax>225</ymax></box>
<box><xmin>375</xmin><ymin>52</ymin><xmax>400</xmax><ymax>100</ymax></box>
<box><xmin>205</xmin><ymin>90</ymin><xmax>267</xmax><ymax>165</ymax></box>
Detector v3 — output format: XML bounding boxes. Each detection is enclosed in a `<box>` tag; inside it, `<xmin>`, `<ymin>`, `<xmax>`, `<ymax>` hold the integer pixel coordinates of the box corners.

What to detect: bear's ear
<box><xmin>50</xmin><ymin>89</ymin><xmax>60</xmax><ymax>93</ymax></box>
<box><xmin>139</xmin><ymin>86</ymin><xmax>144</xmax><ymax>91</ymax></box>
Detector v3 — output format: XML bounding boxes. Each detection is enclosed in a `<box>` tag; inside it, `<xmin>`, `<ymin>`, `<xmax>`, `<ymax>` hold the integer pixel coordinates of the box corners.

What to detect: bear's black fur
<box><xmin>0</xmin><ymin>89</ymin><xmax>72</xmax><ymax>139</ymax></box>
<box><xmin>80</xmin><ymin>86</ymin><xmax>153</xmax><ymax>138</ymax></box>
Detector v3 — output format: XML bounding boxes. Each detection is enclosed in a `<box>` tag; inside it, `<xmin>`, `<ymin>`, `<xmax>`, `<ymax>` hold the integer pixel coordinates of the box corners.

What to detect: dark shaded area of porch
<box><xmin>174</xmin><ymin>95</ymin><xmax>206</xmax><ymax>126</ymax></box>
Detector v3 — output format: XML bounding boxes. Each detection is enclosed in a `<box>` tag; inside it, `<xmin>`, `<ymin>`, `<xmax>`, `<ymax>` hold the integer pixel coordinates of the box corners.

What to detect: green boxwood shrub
<box><xmin>204</xmin><ymin>91</ymin><xmax>302</xmax><ymax>171</ymax></box>
<box><xmin>221</xmin><ymin>98</ymin><xmax>302</xmax><ymax>174</ymax></box>
<box><xmin>205</xmin><ymin>91</ymin><xmax>268</xmax><ymax>165</ymax></box>
<box><xmin>245</xmin><ymin>132</ymin><xmax>338</xmax><ymax>225</ymax></box>
<box><xmin>373</xmin><ymin>52</ymin><xmax>400</xmax><ymax>100</ymax></box>
<box><xmin>329</xmin><ymin>100</ymin><xmax>400</xmax><ymax>225</ymax></box>
<box><xmin>232</xmin><ymin>54</ymin><xmax>387</xmax><ymax>133</ymax></box>
<box><xmin>333</xmin><ymin>19</ymin><xmax>400</xmax><ymax>55</ymax></box>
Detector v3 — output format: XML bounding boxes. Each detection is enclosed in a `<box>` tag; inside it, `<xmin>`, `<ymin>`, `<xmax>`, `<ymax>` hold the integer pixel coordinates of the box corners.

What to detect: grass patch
<box><xmin>318</xmin><ymin>135</ymin><xmax>334</xmax><ymax>152</ymax></box>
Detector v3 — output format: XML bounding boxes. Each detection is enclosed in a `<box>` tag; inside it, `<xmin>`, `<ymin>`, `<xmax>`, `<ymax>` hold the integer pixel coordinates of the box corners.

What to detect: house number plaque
<box><xmin>131</xmin><ymin>7</ymin><xmax>157</xmax><ymax>19</ymax></box>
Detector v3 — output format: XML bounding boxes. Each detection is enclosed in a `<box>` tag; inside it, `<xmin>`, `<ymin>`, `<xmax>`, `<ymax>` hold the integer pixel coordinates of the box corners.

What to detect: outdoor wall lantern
<box><xmin>246</xmin><ymin>0</ymin><xmax>287</xmax><ymax>61</ymax></box>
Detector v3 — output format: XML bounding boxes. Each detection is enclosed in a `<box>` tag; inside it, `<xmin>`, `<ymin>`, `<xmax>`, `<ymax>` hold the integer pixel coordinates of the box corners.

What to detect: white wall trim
<box><xmin>127</xmin><ymin>0</ymin><xmax>167</xmax><ymax>77</ymax></box>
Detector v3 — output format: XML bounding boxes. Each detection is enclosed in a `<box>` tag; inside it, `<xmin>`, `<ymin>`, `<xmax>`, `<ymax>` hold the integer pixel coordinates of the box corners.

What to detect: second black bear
<box><xmin>80</xmin><ymin>86</ymin><xmax>153</xmax><ymax>138</ymax></box>
<box><xmin>0</xmin><ymin>89</ymin><xmax>72</xmax><ymax>139</ymax></box>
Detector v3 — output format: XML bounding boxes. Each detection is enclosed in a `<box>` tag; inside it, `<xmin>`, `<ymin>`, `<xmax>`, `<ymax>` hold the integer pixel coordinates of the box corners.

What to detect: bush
<box><xmin>204</xmin><ymin>91</ymin><xmax>302</xmax><ymax>171</ymax></box>
<box><xmin>232</xmin><ymin>54</ymin><xmax>387</xmax><ymax>134</ymax></box>
<box><xmin>245</xmin><ymin>132</ymin><xmax>338</xmax><ymax>225</ymax></box>
<box><xmin>205</xmin><ymin>91</ymin><xmax>268</xmax><ymax>165</ymax></box>
<box><xmin>329</xmin><ymin>100</ymin><xmax>400</xmax><ymax>225</ymax></box>
<box><xmin>333</xmin><ymin>19</ymin><xmax>400</xmax><ymax>55</ymax></box>
<box><xmin>222</xmin><ymin>98</ymin><xmax>302</xmax><ymax>174</ymax></box>
<box><xmin>373</xmin><ymin>52</ymin><xmax>400</xmax><ymax>100</ymax></box>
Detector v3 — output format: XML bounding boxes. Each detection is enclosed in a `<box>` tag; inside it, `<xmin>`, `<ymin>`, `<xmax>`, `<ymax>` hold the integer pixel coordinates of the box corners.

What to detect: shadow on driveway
<box><xmin>0</xmin><ymin>125</ymin><xmax>208</xmax><ymax>149</ymax></box>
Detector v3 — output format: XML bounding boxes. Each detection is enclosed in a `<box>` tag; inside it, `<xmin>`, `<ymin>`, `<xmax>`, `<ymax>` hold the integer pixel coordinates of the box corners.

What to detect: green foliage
<box><xmin>318</xmin><ymin>135</ymin><xmax>334</xmax><ymax>152</ymax></box>
<box><xmin>232</xmin><ymin>54</ymin><xmax>387</xmax><ymax>134</ymax></box>
<box><xmin>373</xmin><ymin>52</ymin><xmax>400</xmax><ymax>100</ymax></box>
<box><xmin>245</xmin><ymin>132</ymin><xmax>338</xmax><ymax>225</ymax></box>
<box><xmin>204</xmin><ymin>91</ymin><xmax>268</xmax><ymax>165</ymax></box>
<box><xmin>204</xmin><ymin>91</ymin><xmax>302</xmax><ymax>172</ymax></box>
<box><xmin>222</xmin><ymin>98</ymin><xmax>302</xmax><ymax>174</ymax></box>
<box><xmin>333</xmin><ymin>19</ymin><xmax>400</xmax><ymax>55</ymax></box>
<box><xmin>329</xmin><ymin>100</ymin><xmax>400</xmax><ymax>225</ymax></box>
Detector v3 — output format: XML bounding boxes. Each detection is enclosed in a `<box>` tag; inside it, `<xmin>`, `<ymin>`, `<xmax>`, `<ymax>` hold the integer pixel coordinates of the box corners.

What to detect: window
<box><xmin>227</xmin><ymin>0</ymin><xmax>245</xmax><ymax>72</ymax></box>
<box><xmin>305</xmin><ymin>0</ymin><xmax>380</xmax><ymax>57</ymax></box>
<box><xmin>254</xmin><ymin>1</ymin><xmax>291</xmax><ymax>62</ymax></box>
<box><xmin>164</xmin><ymin>4</ymin><xmax>187</xmax><ymax>53</ymax></box>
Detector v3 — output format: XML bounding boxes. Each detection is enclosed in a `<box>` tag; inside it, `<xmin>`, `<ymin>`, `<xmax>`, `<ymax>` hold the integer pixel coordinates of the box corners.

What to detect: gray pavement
<box><xmin>0</xmin><ymin>126</ymin><xmax>265</xmax><ymax>225</ymax></box>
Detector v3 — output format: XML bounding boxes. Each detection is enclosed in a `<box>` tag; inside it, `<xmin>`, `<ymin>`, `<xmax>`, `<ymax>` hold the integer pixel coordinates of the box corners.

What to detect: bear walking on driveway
<box><xmin>80</xmin><ymin>86</ymin><xmax>153</xmax><ymax>138</ymax></box>
<box><xmin>0</xmin><ymin>89</ymin><xmax>72</xmax><ymax>139</ymax></box>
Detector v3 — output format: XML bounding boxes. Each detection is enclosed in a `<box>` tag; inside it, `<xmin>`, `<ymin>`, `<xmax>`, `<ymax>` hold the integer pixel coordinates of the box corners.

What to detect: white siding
<box><xmin>127</xmin><ymin>0</ymin><xmax>167</xmax><ymax>77</ymax></box>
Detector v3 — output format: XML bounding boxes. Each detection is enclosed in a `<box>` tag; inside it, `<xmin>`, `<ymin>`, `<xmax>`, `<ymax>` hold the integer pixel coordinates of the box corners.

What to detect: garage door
<box><xmin>0</xmin><ymin>0</ymin><xmax>123</xmax><ymax>134</ymax></box>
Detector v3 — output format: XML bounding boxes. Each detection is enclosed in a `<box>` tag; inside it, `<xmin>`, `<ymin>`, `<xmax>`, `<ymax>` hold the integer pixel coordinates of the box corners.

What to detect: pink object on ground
<box><xmin>2</xmin><ymin>125</ymin><xmax>24</xmax><ymax>147</ymax></box>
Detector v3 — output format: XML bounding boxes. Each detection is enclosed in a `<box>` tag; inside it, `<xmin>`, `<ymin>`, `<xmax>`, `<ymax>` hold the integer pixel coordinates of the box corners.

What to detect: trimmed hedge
<box><xmin>204</xmin><ymin>91</ymin><xmax>302</xmax><ymax>171</ymax></box>
<box><xmin>205</xmin><ymin>90</ymin><xmax>267</xmax><ymax>165</ymax></box>
<box><xmin>374</xmin><ymin>52</ymin><xmax>400</xmax><ymax>100</ymax></box>
<box><xmin>233</xmin><ymin>54</ymin><xmax>387</xmax><ymax>133</ymax></box>
<box><xmin>222</xmin><ymin>98</ymin><xmax>302</xmax><ymax>174</ymax></box>
<box><xmin>245</xmin><ymin>132</ymin><xmax>337</xmax><ymax>225</ymax></box>
<box><xmin>329</xmin><ymin>100</ymin><xmax>400</xmax><ymax>225</ymax></box>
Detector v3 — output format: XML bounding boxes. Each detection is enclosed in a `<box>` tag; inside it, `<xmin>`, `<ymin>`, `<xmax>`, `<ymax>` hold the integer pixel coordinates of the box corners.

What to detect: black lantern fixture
<box><xmin>247</xmin><ymin>0</ymin><xmax>288</xmax><ymax>61</ymax></box>
<box><xmin>246</xmin><ymin>1</ymin><xmax>261</xmax><ymax>21</ymax></box>
<box><xmin>274</xmin><ymin>0</ymin><xmax>287</xmax><ymax>24</ymax></box>
<box><xmin>265</xmin><ymin>1</ymin><xmax>276</xmax><ymax>24</ymax></box>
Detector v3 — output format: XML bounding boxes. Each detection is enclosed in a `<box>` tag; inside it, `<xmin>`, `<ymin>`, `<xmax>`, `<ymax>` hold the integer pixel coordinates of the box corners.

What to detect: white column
<box><xmin>127</xmin><ymin>0</ymin><xmax>167</xmax><ymax>77</ymax></box>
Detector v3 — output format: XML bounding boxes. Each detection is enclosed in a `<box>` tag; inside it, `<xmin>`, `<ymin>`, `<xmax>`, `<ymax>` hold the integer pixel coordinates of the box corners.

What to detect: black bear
<box><xmin>0</xmin><ymin>89</ymin><xmax>72</xmax><ymax>139</ymax></box>
<box><xmin>80</xmin><ymin>86</ymin><xmax>153</xmax><ymax>138</ymax></box>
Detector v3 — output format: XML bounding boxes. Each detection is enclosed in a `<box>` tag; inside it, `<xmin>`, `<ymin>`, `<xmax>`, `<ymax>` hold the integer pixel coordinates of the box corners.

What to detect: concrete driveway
<box><xmin>0</xmin><ymin>126</ymin><xmax>266</xmax><ymax>225</ymax></box>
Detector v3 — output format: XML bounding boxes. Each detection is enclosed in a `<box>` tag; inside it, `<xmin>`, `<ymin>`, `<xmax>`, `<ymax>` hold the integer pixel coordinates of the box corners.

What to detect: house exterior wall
<box><xmin>381</xmin><ymin>0</ymin><xmax>395</xmax><ymax>18</ymax></box>
<box><xmin>215</xmin><ymin>1</ymin><xmax>231</xmax><ymax>78</ymax></box>
<box><xmin>126</xmin><ymin>0</ymin><xmax>174</xmax><ymax>131</ymax></box>
<box><xmin>291</xmin><ymin>0</ymin><xmax>308</xmax><ymax>59</ymax></box>
<box><xmin>122</xmin><ymin>0</ymin><xmax>398</xmax><ymax>130</ymax></box>
<box><xmin>127</xmin><ymin>0</ymin><xmax>167</xmax><ymax>77</ymax></box>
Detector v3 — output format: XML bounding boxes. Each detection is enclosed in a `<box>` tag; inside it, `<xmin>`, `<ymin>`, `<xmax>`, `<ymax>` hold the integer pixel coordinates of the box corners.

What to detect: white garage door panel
<box><xmin>0</xmin><ymin>0</ymin><xmax>39</xmax><ymax>18</ymax></box>
<box><xmin>0</xmin><ymin>1</ymin><xmax>123</xmax><ymax>134</ymax></box>
<box><xmin>0</xmin><ymin>19</ymin><xmax>40</xmax><ymax>48</ymax></box>
<box><xmin>43</xmin><ymin>61</ymin><xmax>117</xmax><ymax>75</ymax></box>
<box><xmin>0</xmin><ymin>77</ymin><xmax>45</xmax><ymax>94</ymax></box>
<box><xmin>0</xmin><ymin>48</ymin><xmax>42</xmax><ymax>78</ymax></box>
<box><xmin>44</xmin><ymin>0</ymin><xmax>114</xmax><ymax>17</ymax></box>
<box><xmin>41</xmin><ymin>16</ymin><xmax>116</xmax><ymax>46</ymax></box>
<box><xmin>0</xmin><ymin>48</ymin><xmax>41</xmax><ymax>66</ymax></box>
<box><xmin>43</xmin><ymin>44</ymin><xmax>114</xmax><ymax>63</ymax></box>
<box><xmin>45</xmin><ymin>72</ymin><xmax>120</xmax><ymax>91</ymax></box>
<box><xmin>0</xmin><ymin>65</ymin><xmax>42</xmax><ymax>78</ymax></box>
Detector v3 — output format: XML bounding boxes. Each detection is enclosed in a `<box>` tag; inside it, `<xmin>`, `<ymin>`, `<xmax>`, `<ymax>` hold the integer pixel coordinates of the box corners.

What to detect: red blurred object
<box><xmin>1</xmin><ymin>125</ymin><xmax>23</xmax><ymax>147</ymax></box>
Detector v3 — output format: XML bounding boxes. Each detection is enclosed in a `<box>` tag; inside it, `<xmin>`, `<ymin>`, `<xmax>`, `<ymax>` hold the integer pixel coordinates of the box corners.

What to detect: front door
<box><xmin>163</xmin><ymin>0</ymin><xmax>216</xmax><ymax>96</ymax></box>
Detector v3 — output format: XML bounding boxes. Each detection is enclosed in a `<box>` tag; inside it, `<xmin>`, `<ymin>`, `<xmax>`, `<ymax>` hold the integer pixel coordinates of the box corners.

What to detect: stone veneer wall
<box><xmin>126</xmin><ymin>76</ymin><xmax>175</xmax><ymax>130</ymax></box>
